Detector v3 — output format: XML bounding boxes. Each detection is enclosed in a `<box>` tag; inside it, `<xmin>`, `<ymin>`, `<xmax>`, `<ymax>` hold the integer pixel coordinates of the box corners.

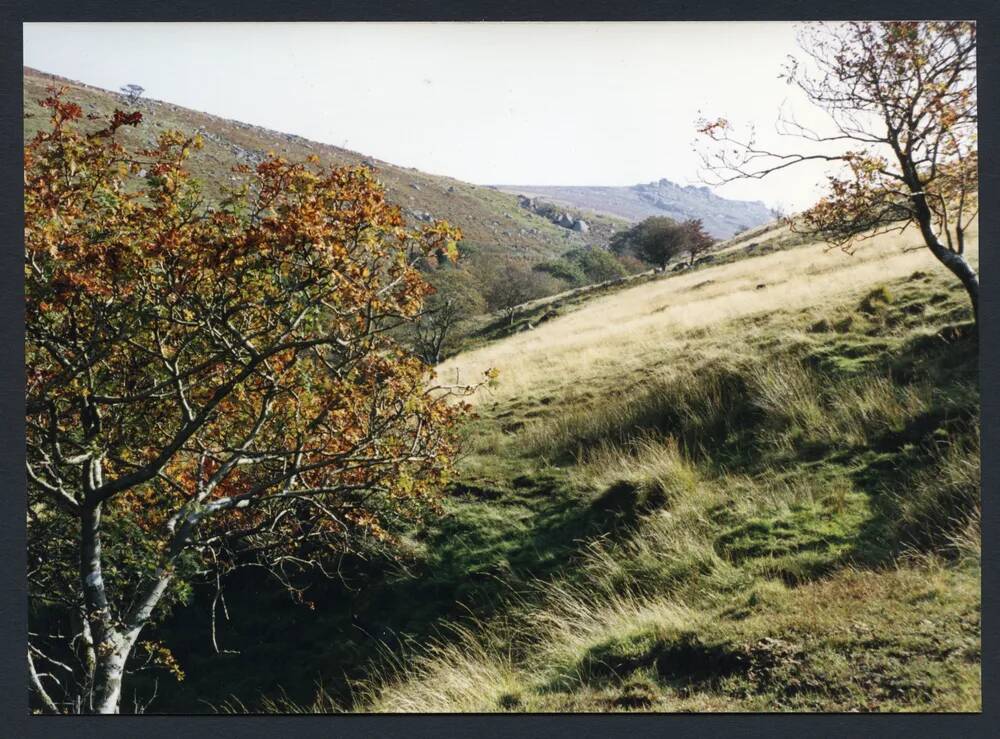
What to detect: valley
<box><xmin>145</xmin><ymin>216</ymin><xmax>980</xmax><ymax>714</ymax></box>
<box><xmin>23</xmin><ymin>56</ymin><xmax>981</xmax><ymax>715</ymax></box>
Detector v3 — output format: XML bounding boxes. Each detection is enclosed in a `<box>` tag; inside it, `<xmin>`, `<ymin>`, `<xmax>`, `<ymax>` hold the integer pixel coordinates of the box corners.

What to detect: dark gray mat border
<box><xmin>2</xmin><ymin>3</ymin><xmax>996</xmax><ymax>737</ymax></box>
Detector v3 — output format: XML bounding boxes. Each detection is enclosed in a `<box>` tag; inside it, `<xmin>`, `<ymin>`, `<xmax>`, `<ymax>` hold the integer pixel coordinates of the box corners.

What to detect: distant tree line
<box><xmin>405</xmin><ymin>216</ymin><xmax>719</xmax><ymax>363</ymax></box>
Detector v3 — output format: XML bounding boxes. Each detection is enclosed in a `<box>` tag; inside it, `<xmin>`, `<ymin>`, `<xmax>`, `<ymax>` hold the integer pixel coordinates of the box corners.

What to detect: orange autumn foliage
<box><xmin>26</xmin><ymin>89</ymin><xmax>484</xmax><ymax>712</ymax></box>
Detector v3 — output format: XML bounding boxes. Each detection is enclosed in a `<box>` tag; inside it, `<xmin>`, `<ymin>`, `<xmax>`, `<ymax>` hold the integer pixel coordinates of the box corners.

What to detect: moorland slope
<box><xmin>146</xmin><ymin>217</ymin><xmax>980</xmax><ymax>713</ymax></box>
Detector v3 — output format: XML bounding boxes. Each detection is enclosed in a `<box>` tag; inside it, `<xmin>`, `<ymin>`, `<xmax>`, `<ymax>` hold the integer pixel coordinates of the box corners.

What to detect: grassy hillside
<box><xmin>133</xmin><ymin>215</ymin><xmax>978</xmax><ymax>713</ymax></box>
<box><xmin>445</xmin><ymin>217</ymin><xmax>816</xmax><ymax>357</ymax></box>
<box><xmin>27</xmin><ymin>67</ymin><xmax>977</xmax><ymax>716</ymax></box>
<box><xmin>355</xmin><ymin>224</ymin><xmax>980</xmax><ymax>713</ymax></box>
<box><xmin>23</xmin><ymin>67</ymin><xmax>627</xmax><ymax>262</ymax></box>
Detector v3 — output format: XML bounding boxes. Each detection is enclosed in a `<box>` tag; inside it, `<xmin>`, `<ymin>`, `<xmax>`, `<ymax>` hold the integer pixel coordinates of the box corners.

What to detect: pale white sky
<box><xmin>24</xmin><ymin>22</ymin><xmax>839</xmax><ymax>211</ymax></box>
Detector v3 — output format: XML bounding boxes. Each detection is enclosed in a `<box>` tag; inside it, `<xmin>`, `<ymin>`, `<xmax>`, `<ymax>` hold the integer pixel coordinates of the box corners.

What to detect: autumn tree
<box><xmin>679</xmin><ymin>219</ymin><xmax>715</xmax><ymax>266</ymax></box>
<box><xmin>483</xmin><ymin>261</ymin><xmax>555</xmax><ymax>326</ymax></box>
<box><xmin>697</xmin><ymin>21</ymin><xmax>978</xmax><ymax>322</ymax></box>
<box><xmin>25</xmin><ymin>91</ymin><xmax>486</xmax><ymax>714</ymax></box>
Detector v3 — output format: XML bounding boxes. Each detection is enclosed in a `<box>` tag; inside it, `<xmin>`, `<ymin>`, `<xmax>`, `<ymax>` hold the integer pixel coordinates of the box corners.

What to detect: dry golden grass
<box><xmin>358</xmin><ymin>222</ymin><xmax>982</xmax><ymax>715</ymax></box>
<box><xmin>258</xmin><ymin>216</ymin><xmax>981</xmax><ymax>715</ymax></box>
<box><xmin>438</xmin><ymin>225</ymin><xmax>979</xmax><ymax>407</ymax></box>
<box><xmin>360</xmin><ymin>623</ymin><xmax>526</xmax><ymax>713</ymax></box>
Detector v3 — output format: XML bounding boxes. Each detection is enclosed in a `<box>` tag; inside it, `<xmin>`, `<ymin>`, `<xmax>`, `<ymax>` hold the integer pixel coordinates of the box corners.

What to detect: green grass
<box><xmin>138</xmin><ymin>267</ymin><xmax>979</xmax><ymax>713</ymax></box>
<box><xmin>535</xmin><ymin>561</ymin><xmax>980</xmax><ymax>712</ymax></box>
<box><xmin>336</xmin><ymin>271</ymin><xmax>979</xmax><ymax>713</ymax></box>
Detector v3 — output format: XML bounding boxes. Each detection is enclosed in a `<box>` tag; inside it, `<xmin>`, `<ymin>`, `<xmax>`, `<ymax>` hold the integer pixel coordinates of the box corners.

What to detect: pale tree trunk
<box><xmin>931</xmin><ymin>245</ymin><xmax>979</xmax><ymax>326</ymax></box>
<box><xmin>79</xmin><ymin>501</ymin><xmax>152</xmax><ymax>713</ymax></box>
<box><xmin>80</xmin><ymin>501</ymin><xmax>121</xmax><ymax>713</ymax></box>
<box><xmin>79</xmin><ymin>488</ymin><xmax>187</xmax><ymax>713</ymax></box>
<box><xmin>910</xmin><ymin>191</ymin><xmax>979</xmax><ymax>327</ymax></box>
<box><xmin>91</xmin><ymin>630</ymin><xmax>140</xmax><ymax>714</ymax></box>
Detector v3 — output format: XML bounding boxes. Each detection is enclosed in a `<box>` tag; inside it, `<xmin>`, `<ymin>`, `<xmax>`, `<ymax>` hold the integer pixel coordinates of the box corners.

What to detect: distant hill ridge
<box><xmin>495</xmin><ymin>179</ymin><xmax>774</xmax><ymax>238</ymax></box>
<box><xmin>24</xmin><ymin>68</ymin><xmax>773</xmax><ymax>249</ymax></box>
<box><xmin>22</xmin><ymin>67</ymin><xmax>627</xmax><ymax>263</ymax></box>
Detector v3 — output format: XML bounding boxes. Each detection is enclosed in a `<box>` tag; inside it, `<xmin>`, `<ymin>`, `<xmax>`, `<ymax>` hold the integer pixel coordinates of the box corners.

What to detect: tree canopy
<box><xmin>26</xmin><ymin>90</ymin><xmax>485</xmax><ymax>713</ymax></box>
<box><xmin>610</xmin><ymin>217</ymin><xmax>715</xmax><ymax>269</ymax></box>
<box><xmin>483</xmin><ymin>261</ymin><xmax>558</xmax><ymax>325</ymax></box>
<box><xmin>411</xmin><ymin>269</ymin><xmax>487</xmax><ymax>364</ymax></box>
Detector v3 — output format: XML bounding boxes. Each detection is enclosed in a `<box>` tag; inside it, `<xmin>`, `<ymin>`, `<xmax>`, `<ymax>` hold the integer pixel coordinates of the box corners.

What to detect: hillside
<box><xmin>22</xmin><ymin>67</ymin><xmax>628</xmax><ymax>262</ymax></box>
<box><xmin>134</xmin><ymin>214</ymin><xmax>979</xmax><ymax>713</ymax></box>
<box><xmin>496</xmin><ymin>179</ymin><xmax>774</xmax><ymax>238</ymax></box>
<box><xmin>24</xmin><ymin>17</ymin><xmax>985</xmax><ymax>718</ymax></box>
<box><xmin>23</xmin><ymin>67</ymin><xmax>979</xmax><ymax>718</ymax></box>
<box><xmin>366</xmin><ymin>222</ymin><xmax>981</xmax><ymax>713</ymax></box>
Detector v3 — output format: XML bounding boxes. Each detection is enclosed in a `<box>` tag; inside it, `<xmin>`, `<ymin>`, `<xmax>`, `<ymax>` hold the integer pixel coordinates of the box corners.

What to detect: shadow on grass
<box><xmin>138</xmin><ymin>468</ymin><xmax>641</xmax><ymax>712</ymax></box>
<box><xmin>140</xmin><ymin>296</ymin><xmax>978</xmax><ymax>712</ymax></box>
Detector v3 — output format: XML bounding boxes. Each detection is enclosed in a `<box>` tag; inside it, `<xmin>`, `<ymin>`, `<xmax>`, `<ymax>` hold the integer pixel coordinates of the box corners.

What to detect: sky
<box><xmin>23</xmin><ymin>22</ymin><xmax>841</xmax><ymax>211</ymax></box>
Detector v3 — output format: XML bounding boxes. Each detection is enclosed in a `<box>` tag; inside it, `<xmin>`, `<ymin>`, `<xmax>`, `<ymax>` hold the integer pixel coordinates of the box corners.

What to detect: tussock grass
<box><xmin>577</xmin><ymin>436</ymin><xmax>704</xmax><ymax>501</ymax></box>
<box><xmin>520</xmin><ymin>362</ymin><xmax>753</xmax><ymax>465</ymax></box>
<box><xmin>186</xmin><ymin>222</ymin><xmax>979</xmax><ymax>714</ymax></box>
<box><xmin>359</xmin><ymin>622</ymin><xmax>527</xmax><ymax>713</ymax></box>
<box><xmin>342</xmin><ymin>257</ymin><xmax>979</xmax><ymax>713</ymax></box>
<box><xmin>749</xmin><ymin>364</ymin><xmax>940</xmax><ymax>450</ymax></box>
<box><xmin>576</xmin><ymin>511</ymin><xmax>742</xmax><ymax>603</ymax></box>
<box><xmin>894</xmin><ymin>431</ymin><xmax>981</xmax><ymax>554</ymax></box>
<box><xmin>532</xmin><ymin>587</ymin><xmax>703</xmax><ymax>694</ymax></box>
